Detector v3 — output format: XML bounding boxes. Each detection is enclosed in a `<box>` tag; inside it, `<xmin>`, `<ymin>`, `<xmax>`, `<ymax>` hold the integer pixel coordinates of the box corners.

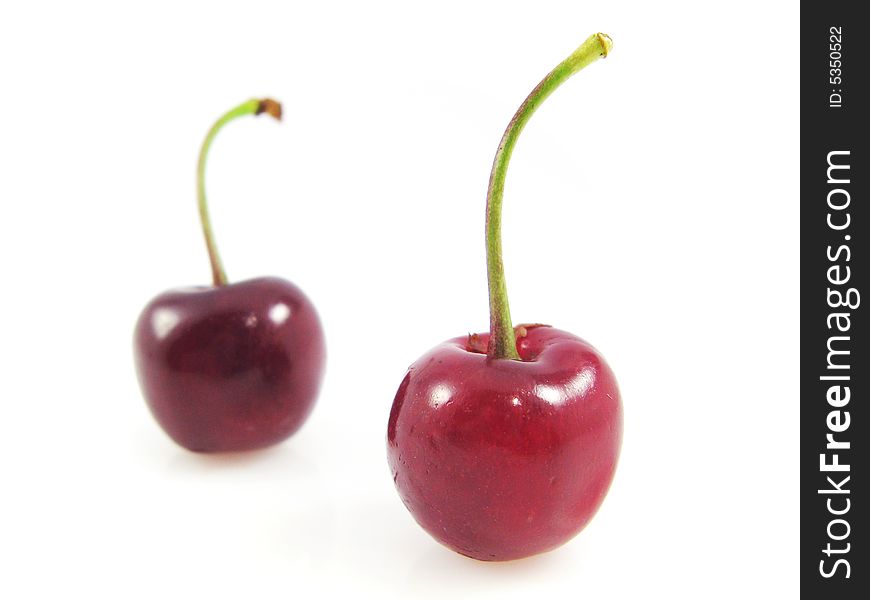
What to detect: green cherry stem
<box><xmin>197</xmin><ymin>98</ymin><xmax>283</xmax><ymax>286</ymax></box>
<box><xmin>485</xmin><ymin>33</ymin><xmax>613</xmax><ymax>360</ymax></box>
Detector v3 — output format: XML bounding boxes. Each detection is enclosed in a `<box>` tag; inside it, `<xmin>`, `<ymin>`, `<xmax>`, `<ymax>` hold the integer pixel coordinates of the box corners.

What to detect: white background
<box><xmin>0</xmin><ymin>1</ymin><xmax>799</xmax><ymax>598</ymax></box>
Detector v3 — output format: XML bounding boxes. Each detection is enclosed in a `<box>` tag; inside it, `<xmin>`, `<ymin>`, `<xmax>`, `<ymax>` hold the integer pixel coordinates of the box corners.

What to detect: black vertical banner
<box><xmin>801</xmin><ymin>4</ymin><xmax>867</xmax><ymax>597</ymax></box>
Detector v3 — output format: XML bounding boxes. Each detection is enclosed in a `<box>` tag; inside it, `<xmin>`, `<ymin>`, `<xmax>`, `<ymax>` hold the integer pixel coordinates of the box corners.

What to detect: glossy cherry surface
<box><xmin>135</xmin><ymin>276</ymin><xmax>325</xmax><ymax>452</ymax></box>
<box><xmin>387</xmin><ymin>325</ymin><xmax>621</xmax><ymax>561</ymax></box>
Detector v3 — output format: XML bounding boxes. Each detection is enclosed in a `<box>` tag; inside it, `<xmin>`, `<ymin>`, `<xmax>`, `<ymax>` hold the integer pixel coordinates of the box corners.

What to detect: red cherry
<box><xmin>134</xmin><ymin>99</ymin><xmax>325</xmax><ymax>452</ymax></box>
<box><xmin>388</xmin><ymin>325</ymin><xmax>621</xmax><ymax>561</ymax></box>
<box><xmin>135</xmin><ymin>277</ymin><xmax>324</xmax><ymax>452</ymax></box>
<box><xmin>386</xmin><ymin>34</ymin><xmax>621</xmax><ymax>560</ymax></box>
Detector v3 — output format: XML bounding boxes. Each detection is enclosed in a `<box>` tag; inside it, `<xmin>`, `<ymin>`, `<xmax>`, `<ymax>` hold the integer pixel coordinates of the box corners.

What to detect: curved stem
<box><xmin>197</xmin><ymin>98</ymin><xmax>282</xmax><ymax>286</ymax></box>
<box><xmin>485</xmin><ymin>33</ymin><xmax>613</xmax><ymax>359</ymax></box>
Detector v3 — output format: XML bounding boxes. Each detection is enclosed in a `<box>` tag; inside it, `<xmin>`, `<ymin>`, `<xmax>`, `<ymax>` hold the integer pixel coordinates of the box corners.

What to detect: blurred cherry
<box><xmin>134</xmin><ymin>99</ymin><xmax>325</xmax><ymax>452</ymax></box>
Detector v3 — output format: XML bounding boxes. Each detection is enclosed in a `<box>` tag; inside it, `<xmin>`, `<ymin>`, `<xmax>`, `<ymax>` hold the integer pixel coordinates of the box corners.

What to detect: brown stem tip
<box><xmin>256</xmin><ymin>98</ymin><xmax>283</xmax><ymax>120</ymax></box>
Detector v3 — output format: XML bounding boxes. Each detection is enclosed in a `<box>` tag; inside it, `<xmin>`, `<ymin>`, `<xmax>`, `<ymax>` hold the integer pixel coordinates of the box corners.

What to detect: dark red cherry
<box><xmin>135</xmin><ymin>277</ymin><xmax>324</xmax><ymax>452</ymax></box>
<box><xmin>134</xmin><ymin>99</ymin><xmax>325</xmax><ymax>452</ymax></box>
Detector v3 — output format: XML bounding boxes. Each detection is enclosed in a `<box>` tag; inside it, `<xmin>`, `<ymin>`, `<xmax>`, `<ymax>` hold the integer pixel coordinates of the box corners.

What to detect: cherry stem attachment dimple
<box><xmin>485</xmin><ymin>33</ymin><xmax>613</xmax><ymax>360</ymax></box>
<box><xmin>197</xmin><ymin>98</ymin><xmax>282</xmax><ymax>286</ymax></box>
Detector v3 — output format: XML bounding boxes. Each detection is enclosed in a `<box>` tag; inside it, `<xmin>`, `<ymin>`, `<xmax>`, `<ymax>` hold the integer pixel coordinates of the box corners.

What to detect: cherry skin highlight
<box><xmin>387</xmin><ymin>326</ymin><xmax>621</xmax><ymax>561</ymax></box>
<box><xmin>133</xmin><ymin>98</ymin><xmax>325</xmax><ymax>452</ymax></box>
<box><xmin>135</xmin><ymin>277</ymin><xmax>324</xmax><ymax>452</ymax></box>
